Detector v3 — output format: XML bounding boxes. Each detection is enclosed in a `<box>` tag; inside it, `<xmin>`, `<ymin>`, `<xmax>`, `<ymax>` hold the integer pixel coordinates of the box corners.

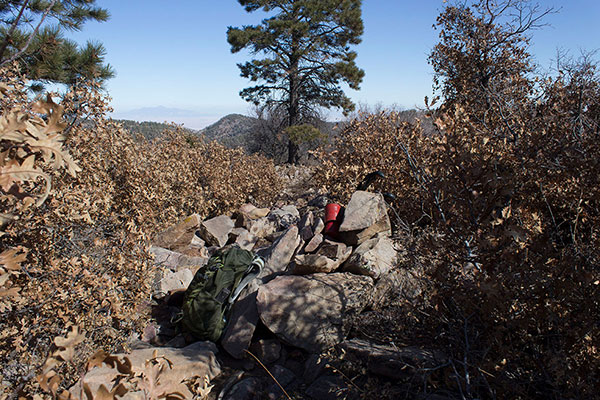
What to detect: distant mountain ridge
<box><xmin>200</xmin><ymin>114</ymin><xmax>260</xmax><ymax>148</ymax></box>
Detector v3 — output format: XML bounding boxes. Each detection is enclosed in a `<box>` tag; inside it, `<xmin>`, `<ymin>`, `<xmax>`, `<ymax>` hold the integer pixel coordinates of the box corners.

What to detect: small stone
<box><xmin>248</xmin><ymin>217</ymin><xmax>277</xmax><ymax>239</ymax></box>
<box><xmin>298</xmin><ymin>211</ymin><xmax>314</xmax><ymax>231</ymax></box>
<box><xmin>308</xmin><ymin>195</ymin><xmax>329</xmax><ymax>208</ymax></box>
<box><xmin>239</xmin><ymin>203</ymin><xmax>270</xmax><ymax>219</ymax></box>
<box><xmin>269</xmin><ymin>205</ymin><xmax>300</xmax><ymax>230</ymax></box>
<box><xmin>265</xmin><ymin>365</ymin><xmax>297</xmax><ymax>399</ymax></box>
<box><xmin>306</xmin><ymin>375</ymin><xmax>346</xmax><ymax>400</ymax></box>
<box><xmin>230</xmin><ymin>227</ymin><xmax>259</xmax><ymax>251</ymax></box>
<box><xmin>303</xmin><ymin>354</ymin><xmax>327</xmax><ymax>384</ymax></box>
<box><xmin>223</xmin><ymin>377</ymin><xmax>263</xmax><ymax>400</ymax></box>
<box><xmin>303</xmin><ymin>233</ymin><xmax>323</xmax><ymax>253</ymax></box>
<box><xmin>312</xmin><ymin>218</ymin><xmax>325</xmax><ymax>235</ymax></box>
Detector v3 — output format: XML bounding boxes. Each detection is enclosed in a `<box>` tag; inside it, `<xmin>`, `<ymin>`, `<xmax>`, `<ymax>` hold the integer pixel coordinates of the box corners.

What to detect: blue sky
<box><xmin>68</xmin><ymin>1</ymin><xmax>599</xmax><ymax>129</ymax></box>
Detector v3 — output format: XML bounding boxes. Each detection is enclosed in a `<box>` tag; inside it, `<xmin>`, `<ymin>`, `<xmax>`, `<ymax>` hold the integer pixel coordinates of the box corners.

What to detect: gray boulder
<box><xmin>339</xmin><ymin>191</ymin><xmax>391</xmax><ymax>245</ymax></box>
<box><xmin>197</xmin><ymin>215</ymin><xmax>235</xmax><ymax>247</ymax></box>
<box><xmin>257</xmin><ymin>273</ymin><xmax>373</xmax><ymax>352</ymax></box>
<box><xmin>342</xmin><ymin>234</ymin><xmax>397</xmax><ymax>279</ymax></box>
<box><xmin>292</xmin><ymin>240</ymin><xmax>351</xmax><ymax>274</ymax></box>
<box><xmin>72</xmin><ymin>341</ymin><xmax>221</xmax><ymax>398</ymax></box>
<box><xmin>221</xmin><ymin>281</ymin><xmax>260</xmax><ymax>359</ymax></box>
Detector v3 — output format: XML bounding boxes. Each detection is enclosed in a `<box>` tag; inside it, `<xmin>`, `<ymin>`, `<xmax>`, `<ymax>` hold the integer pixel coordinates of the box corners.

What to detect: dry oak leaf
<box><xmin>37</xmin><ymin>369</ymin><xmax>61</xmax><ymax>397</ymax></box>
<box><xmin>54</xmin><ymin>325</ymin><xmax>85</xmax><ymax>362</ymax></box>
<box><xmin>137</xmin><ymin>356</ymin><xmax>190</xmax><ymax>399</ymax></box>
<box><xmin>0</xmin><ymin>247</ymin><xmax>27</xmax><ymax>271</ymax></box>
<box><xmin>83</xmin><ymin>383</ymin><xmax>128</xmax><ymax>400</ymax></box>
<box><xmin>87</xmin><ymin>350</ymin><xmax>133</xmax><ymax>375</ymax></box>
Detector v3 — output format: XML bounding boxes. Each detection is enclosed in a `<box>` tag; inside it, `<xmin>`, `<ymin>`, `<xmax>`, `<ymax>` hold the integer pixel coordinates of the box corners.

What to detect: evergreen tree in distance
<box><xmin>227</xmin><ymin>0</ymin><xmax>364</xmax><ymax>163</ymax></box>
<box><xmin>0</xmin><ymin>0</ymin><xmax>114</xmax><ymax>90</ymax></box>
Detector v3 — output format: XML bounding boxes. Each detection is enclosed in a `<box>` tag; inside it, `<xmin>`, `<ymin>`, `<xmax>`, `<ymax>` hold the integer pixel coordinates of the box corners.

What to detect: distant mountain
<box><xmin>200</xmin><ymin>114</ymin><xmax>260</xmax><ymax>148</ymax></box>
<box><xmin>113</xmin><ymin>119</ymin><xmax>199</xmax><ymax>141</ymax></box>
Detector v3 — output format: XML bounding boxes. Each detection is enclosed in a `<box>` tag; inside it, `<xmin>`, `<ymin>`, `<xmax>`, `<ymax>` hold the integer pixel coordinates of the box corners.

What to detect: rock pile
<box><xmin>76</xmin><ymin>191</ymin><xmax>436</xmax><ymax>399</ymax></box>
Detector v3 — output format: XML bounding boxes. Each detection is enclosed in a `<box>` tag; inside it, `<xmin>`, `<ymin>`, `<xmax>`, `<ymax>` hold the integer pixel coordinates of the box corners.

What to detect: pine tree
<box><xmin>0</xmin><ymin>0</ymin><xmax>114</xmax><ymax>89</ymax></box>
<box><xmin>227</xmin><ymin>0</ymin><xmax>364</xmax><ymax>163</ymax></box>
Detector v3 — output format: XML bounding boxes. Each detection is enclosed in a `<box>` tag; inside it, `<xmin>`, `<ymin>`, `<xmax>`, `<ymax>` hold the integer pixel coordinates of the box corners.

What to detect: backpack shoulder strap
<box><xmin>228</xmin><ymin>255</ymin><xmax>264</xmax><ymax>304</ymax></box>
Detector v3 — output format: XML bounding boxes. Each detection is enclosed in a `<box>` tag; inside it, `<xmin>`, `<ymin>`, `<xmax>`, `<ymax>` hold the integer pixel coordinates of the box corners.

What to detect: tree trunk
<box><xmin>287</xmin><ymin>140</ymin><xmax>299</xmax><ymax>164</ymax></box>
<box><xmin>286</xmin><ymin>25</ymin><xmax>302</xmax><ymax>164</ymax></box>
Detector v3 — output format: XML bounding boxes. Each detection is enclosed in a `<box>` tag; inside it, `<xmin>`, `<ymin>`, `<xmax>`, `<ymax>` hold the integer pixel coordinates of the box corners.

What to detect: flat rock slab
<box><xmin>339</xmin><ymin>339</ymin><xmax>447</xmax><ymax>379</ymax></box>
<box><xmin>257</xmin><ymin>273</ymin><xmax>373</xmax><ymax>352</ymax></box>
<box><xmin>150</xmin><ymin>246</ymin><xmax>208</xmax><ymax>272</ymax></box>
<box><xmin>153</xmin><ymin>214</ymin><xmax>201</xmax><ymax>250</ymax></box>
<box><xmin>153</xmin><ymin>268</ymin><xmax>194</xmax><ymax>299</ymax></box>
<box><xmin>303</xmin><ymin>233</ymin><xmax>323</xmax><ymax>253</ymax></box>
<box><xmin>293</xmin><ymin>240</ymin><xmax>351</xmax><ymax>274</ymax></box>
<box><xmin>259</xmin><ymin>225</ymin><xmax>300</xmax><ymax>282</ymax></box>
<box><xmin>72</xmin><ymin>341</ymin><xmax>221</xmax><ymax>398</ymax></box>
<box><xmin>221</xmin><ymin>281</ymin><xmax>260</xmax><ymax>359</ymax></box>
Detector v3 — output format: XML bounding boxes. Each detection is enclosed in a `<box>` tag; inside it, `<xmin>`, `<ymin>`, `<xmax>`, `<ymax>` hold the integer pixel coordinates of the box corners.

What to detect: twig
<box><xmin>325</xmin><ymin>363</ymin><xmax>364</xmax><ymax>394</ymax></box>
<box><xmin>244</xmin><ymin>349</ymin><xmax>292</xmax><ymax>400</ymax></box>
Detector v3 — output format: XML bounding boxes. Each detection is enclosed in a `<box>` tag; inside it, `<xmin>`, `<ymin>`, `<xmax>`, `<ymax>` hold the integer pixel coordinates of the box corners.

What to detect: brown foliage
<box><xmin>0</xmin><ymin>67</ymin><xmax>281</xmax><ymax>396</ymax></box>
<box><xmin>315</xmin><ymin>3</ymin><xmax>600</xmax><ymax>397</ymax></box>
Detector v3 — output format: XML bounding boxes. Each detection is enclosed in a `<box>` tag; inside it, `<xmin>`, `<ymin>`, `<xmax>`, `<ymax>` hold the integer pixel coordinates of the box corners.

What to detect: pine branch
<box><xmin>0</xmin><ymin>0</ymin><xmax>30</xmax><ymax>62</ymax></box>
<box><xmin>0</xmin><ymin>0</ymin><xmax>58</xmax><ymax>68</ymax></box>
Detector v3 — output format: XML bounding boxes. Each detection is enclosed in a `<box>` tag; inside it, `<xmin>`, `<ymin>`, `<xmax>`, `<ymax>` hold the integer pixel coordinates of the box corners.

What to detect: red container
<box><xmin>324</xmin><ymin>203</ymin><xmax>343</xmax><ymax>237</ymax></box>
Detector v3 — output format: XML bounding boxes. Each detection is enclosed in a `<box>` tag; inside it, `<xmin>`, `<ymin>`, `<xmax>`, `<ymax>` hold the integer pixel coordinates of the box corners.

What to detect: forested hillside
<box><xmin>113</xmin><ymin>119</ymin><xmax>200</xmax><ymax>141</ymax></box>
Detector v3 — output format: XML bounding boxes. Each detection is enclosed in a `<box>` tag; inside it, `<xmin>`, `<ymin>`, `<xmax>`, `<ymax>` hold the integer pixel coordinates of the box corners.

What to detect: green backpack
<box><xmin>180</xmin><ymin>246</ymin><xmax>264</xmax><ymax>342</ymax></box>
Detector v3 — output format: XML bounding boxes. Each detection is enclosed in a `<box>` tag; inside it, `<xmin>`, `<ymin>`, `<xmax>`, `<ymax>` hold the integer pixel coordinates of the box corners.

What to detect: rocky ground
<box><xmin>70</xmin><ymin>168</ymin><xmax>454</xmax><ymax>400</ymax></box>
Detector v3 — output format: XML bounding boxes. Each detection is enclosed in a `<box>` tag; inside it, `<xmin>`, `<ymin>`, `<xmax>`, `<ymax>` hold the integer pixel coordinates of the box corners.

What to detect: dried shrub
<box><xmin>315</xmin><ymin>53</ymin><xmax>600</xmax><ymax>400</ymax></box>
<box><xmin>0</xmin><ymin>67</ymin><xmax>281</xmax><ymax>396</ymax></box>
